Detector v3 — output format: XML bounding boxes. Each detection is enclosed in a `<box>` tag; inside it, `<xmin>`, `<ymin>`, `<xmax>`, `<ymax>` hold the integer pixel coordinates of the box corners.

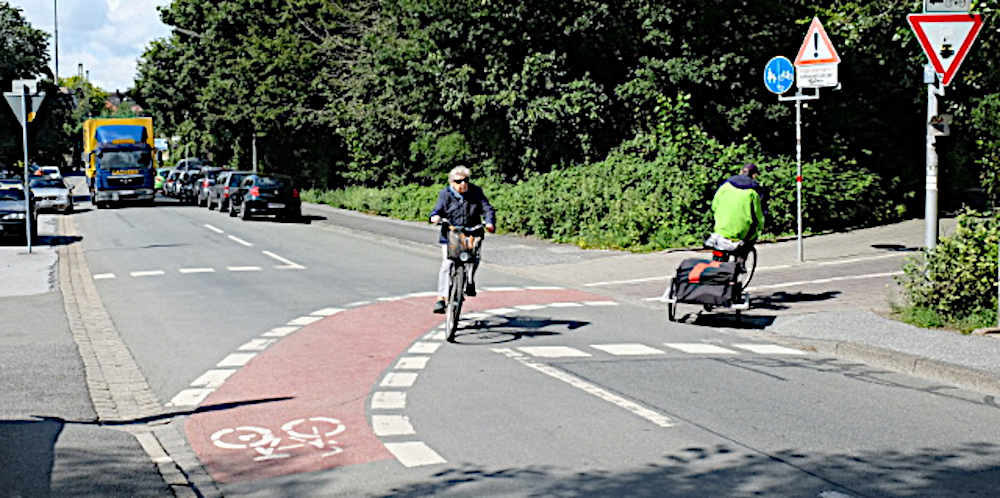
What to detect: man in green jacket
<box><xmin>707</xmin><ymin>163</ymin><xmax>765</xmax><ymax>258</ymax></box>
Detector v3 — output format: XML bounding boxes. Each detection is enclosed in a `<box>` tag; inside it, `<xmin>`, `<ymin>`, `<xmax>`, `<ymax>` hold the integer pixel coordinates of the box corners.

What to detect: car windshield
<box><xmin>100</xmin><ymin>150</ymin><xmax>151</xmax><ymax>169</ymax></box>
<box><xmin>30</xmin><ymin>179</ymin><xmax>65</xmax><ymax>189</ymax></box>
<box><xmin>256</xmin><ymin>176</ymin><xmax>288</xmax><ymax>188</ymax></box>
<box><xmin>0</xmin><ymin>188</ymin><xmax>25</xmax><ymax>201</ymax></box>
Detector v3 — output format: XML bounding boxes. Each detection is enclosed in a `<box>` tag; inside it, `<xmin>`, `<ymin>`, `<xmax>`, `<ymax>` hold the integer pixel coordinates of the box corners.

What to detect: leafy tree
<box><xmin>0</xmin><ymin>2</ymin><xmax>51</xmax><ymax>172</ymax></box>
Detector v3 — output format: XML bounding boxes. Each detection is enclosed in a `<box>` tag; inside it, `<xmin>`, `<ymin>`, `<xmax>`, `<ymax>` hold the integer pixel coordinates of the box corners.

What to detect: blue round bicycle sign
<box><xmin>764</xmin><ymin>56</ymin><xmax>794</xmax><ymax>94</ymax></box>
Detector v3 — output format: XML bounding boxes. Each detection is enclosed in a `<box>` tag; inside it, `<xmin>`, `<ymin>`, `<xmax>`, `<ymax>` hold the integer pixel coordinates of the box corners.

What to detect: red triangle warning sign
<box><xmin>794</xmin><ymin>17</ymin><xmax>841</xmax><ymax>66</ymax></box>
<box><xmin>908</xmin><ymin>13</ymin><xmax>983</xmax><ymax>86</ymax></box>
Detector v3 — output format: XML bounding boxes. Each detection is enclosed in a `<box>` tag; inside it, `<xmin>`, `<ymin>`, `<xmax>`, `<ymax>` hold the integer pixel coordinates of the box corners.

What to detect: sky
<box><xmin>6</xmin><ymin>0</ymin><xmax>172</xmax><ymax>93</ymax></box>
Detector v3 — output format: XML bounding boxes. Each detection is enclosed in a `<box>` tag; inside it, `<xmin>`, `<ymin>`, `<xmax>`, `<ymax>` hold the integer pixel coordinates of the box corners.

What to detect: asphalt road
<box><xmin>5</xmin><ymin>187</ymin><xmax>1000</xmax><ymax>497</ymax></box>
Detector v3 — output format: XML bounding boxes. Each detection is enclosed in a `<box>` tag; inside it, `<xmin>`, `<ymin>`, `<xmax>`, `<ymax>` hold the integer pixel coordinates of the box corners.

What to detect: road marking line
<box><xmin>179</xmin><ymin>268</ymin><xmax>215</xmax><ymax>274</ymax></box>
<box><xmin>482</xmin><ymin>286</ymin><xmax>522</xmax><ymax>292</ymax></box>
<box><xmin>130</xmin><ymin>270</ymin><xmax>165</xmax><ymax>277</ymax></box>
<box><xmin>167</xmin><ymin>388</ymin><xmax>214</xmax><ymax>407</ymax></box>
<box><xmin>239</xmin><ymin>338</ymin><xmax>278</xmax><ymax>351</ymax></box>
<box><xmin>287</xmin><ymin>316</ymin><xmax>322</xmax><ymax>326</ymax></box>
<box><xmin>524</xmin><ymin>286</ymin><xmax>564</xmax><ymax>290</ymax></box>
<box><xmin>371</xmin><ymin>415</ymin><xmax>416</xmax><ymax>436</ymax></box>
<box><xmin>519</xmin><ymin>346</ymin><xmax>591</xmax><ymax>358</ymax></box>
<box><xmin>423</xmin><ymin>330</ymin><xmax>446</xmax><ymax>341</ymax></box>
<box><xmin>381</xmin><ymin>372</ymin><xmax>418</xmax><ymax>387</ymax></box>
<box><xmin>227</xmin><ymin>266</ymin><xmax>262</xmax><ymax>272</ymax></box>
<box><xmin>93</xmin><ymin>273</ymin><xmax>115</xmax><ymax>280</ymax></box>
<box><xmin>461</xmin><ymin>312</ymin><xmax>491</xmax><ymax>320</ymax></box>
<box><xmin>345</xmin><ymin>300</ymin><xmax>372</xmax><ymax>307</ymax></box>
<box><xmin>227</xmin><ymin>235</ymin><xmax>253</xmax><ymax>246</ymax></box>
<box><xmin>190</xmin><ymin>369</ymin><xmax>236</xmax><ymax>388</ymax></box>
<box><xmin>514</xmin><ymin>304</ymin><xmax>547</xmax><ymax>311</ymax></box>
<box><xmin>549</xmin><ymin>302</ymin><xmax>584</xmax><ymax>308</ymax></box>
<box><xmin>494</xmin><ymin>348</ymin><xmax>674</xmax><ymax>428</ymax></box>
<box><xmin>217</xmin><ymin>353</ymin><xmax>257</xmax><ymax>367</ymax></box>
<box><xmin>311</xmin><ymin>308</ymin><xmax>344</xmax><ymax>316</ymax></box>
<box><xmin>583</xmin><ymin>301</ymin><xmax>619</xmax><ymax>306</ymax></box>
<box><xmin>403</xmin><ymin>291</ymin><xmax>438</xmax><ymax>298</ymax></box>
<box><xmin>733</xmin><ymin>344</ymin><xmax>806</xmax><ymax>355</ymax></box>
<box><xmin>371</xmin><ymin>391</ymin><xmax>407</xmax><ymax>410</ymax></box>
<box><xmin>383</xmin><ymin>442</ymin><xmax>446</xmax><ymax>467</ymax></box>
<box><xmin>483</xmin><ymin>308</ymin><xmax>519</xmax><ymax>315</ymax></box>
<box><xmin>664</xmin><ymin>343</ymin><xmax>739</xmax><ymax>355</ymax></box>
<box><xmin>747</xmin><ymin>271</ymin><xmax>904</xmax><ymax>291</ymax></box>
<box><xmin>262</xmin><ymin>250</ymin><xmax>305</xmax><ymax>269</ymax></box>
<box><xmin>409</xmin><ymin>342</ymin><xmax>441</xmax><ymax>354</ymax></box>
<box><xmin>395</xmin><ymin>357</ymin><xmax>430</xmax><ymax>370</ymax></box>
<box><xmin>592</xmin><ymin>344</ymin><xmax>666</xmax><ymax>356</ymax></box>
<box><xmin>585</xmin><ymin>275</ymin><xmax>670</xmax><ymax>287</ymax></box>
<box><xmin>204</xmin><ymin>224</ymin><xmax>224</xmax><ymax>234</ymax></box>
<box><xmin>816</xmin><ymin>253</ymin><xmax>907</xmax><ymax>265</ymax></box>
<box><xmin>262</xmin><ymin>326</ymin><xmax>299</xmax><ymax>337</ymax></box>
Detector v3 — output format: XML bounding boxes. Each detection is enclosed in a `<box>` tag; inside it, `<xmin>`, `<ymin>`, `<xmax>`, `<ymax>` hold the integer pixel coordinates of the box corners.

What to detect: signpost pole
<box><xmin>795</xmin><ymin>96</ymin><xmax>804</xmax><ymax>262</ymax></box>
<box><xmin>20</xmin><ymin>85</ymin><xmax>33</xmax><ymax>253</ymax></box>
<box><xmin>925</xmin><ymin>81</ymin><xmax>941</xmax><ymax>249</ymax></box>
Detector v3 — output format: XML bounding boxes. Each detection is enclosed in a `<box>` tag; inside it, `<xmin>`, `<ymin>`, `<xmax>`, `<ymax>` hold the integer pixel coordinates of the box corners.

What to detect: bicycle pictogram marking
<box><xmin>210</xmin><ymin>417</ymin><xmax>346</xmax><ymax>461</ymax></box>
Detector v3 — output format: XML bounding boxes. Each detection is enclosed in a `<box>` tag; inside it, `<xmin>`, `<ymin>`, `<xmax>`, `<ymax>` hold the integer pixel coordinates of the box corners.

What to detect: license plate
<box><xmin>267</xmin><ymin>203</ymin><xmax>285</xmax><ymax>209</ymax></box>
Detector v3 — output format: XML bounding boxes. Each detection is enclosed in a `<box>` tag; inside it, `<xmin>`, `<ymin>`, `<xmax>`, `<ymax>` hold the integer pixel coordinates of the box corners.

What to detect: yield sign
<box><xmin>794</xmin><ymin>17</ymin><xmax>841</xmax><ymax>66</ymax></box>
<box><xmin>907</xmin><ymin>13</ymin><xmax>983</xmax><ymax>86</ymax></box>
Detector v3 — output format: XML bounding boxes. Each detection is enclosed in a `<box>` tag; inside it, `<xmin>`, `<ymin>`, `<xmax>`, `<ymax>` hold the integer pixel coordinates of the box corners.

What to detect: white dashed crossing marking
<box><xmin>227</xmin><ymin>235</ymin><xmax>253</xmax><ymax>247</ymax></box>
<box><xmin>591</xmin><ymin>344</ymin><xmax>666</xmax><ymax>356</ymax></box>
<box><xmin>733</xmin><ymin>344</ymin><xmax>807</xmax><ymax>355</ymax></box>
<box><xmin>130</xmin><ymin>270</ymin><xmax>165</xmax><ymax>277</ymax></box>
<box><xmin>518</xmin><ymin>346</ymin><xmax>591</xmax><ymax>358</ymax></box>
<box><xmin>663</xmin><ymin>343</ymin><xmax>739</xmax><ymax>355</ymax></box>
<box><xmin>371</xmin><ymin>391</ymin><xmax>407</xmax><ymax>410</ymax></box>
<box><xmin>371</xmin><ymin>415</ymin><xmax>416</xmax><ymax>436</ymax></box>
<box><xmin>383</xmin><ymin>442</ymin><xmax>446</xmax><ymax>467</ymax></box>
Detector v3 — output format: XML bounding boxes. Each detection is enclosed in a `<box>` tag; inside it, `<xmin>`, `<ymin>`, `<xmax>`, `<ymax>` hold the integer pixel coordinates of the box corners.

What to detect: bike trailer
<box><xmin>670</xmin><ymin>258</ymin><xmax>743</xmax><ymax>306</ymax></box>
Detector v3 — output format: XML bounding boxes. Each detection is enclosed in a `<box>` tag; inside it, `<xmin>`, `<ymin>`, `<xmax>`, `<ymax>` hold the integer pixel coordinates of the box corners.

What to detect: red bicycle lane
<box><xmin>183</xmin><ymin>287</ymin><xmax>612</xmax><ymax>484</ymax></box>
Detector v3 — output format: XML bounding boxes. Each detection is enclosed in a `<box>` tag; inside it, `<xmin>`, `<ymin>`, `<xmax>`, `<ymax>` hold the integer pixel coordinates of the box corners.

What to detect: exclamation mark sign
<box><xmin>814</xmin><ymin>33</ymin><xmax>820</xmax><ymax>58</ymax></box>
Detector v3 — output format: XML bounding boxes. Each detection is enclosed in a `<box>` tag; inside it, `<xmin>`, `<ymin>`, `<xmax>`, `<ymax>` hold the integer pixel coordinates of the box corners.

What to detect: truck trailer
<box><xmin>83</xmin><ymin>117</ymin><xmax>157</xmax><ymax>208</ymax></box>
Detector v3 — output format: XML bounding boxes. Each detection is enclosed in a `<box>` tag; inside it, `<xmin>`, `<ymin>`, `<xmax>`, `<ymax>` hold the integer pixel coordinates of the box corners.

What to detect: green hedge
<box><xmin>896</xmin><ymin>210</ymin><xmax>999</xmax><ymax>332</ymax></box>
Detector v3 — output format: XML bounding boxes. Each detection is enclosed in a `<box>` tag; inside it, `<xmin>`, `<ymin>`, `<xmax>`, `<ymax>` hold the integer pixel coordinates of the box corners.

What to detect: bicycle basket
<box><xmin>447</xmin><ymin>230</ymin><xmax>482</xmax><ymax>262</ymax></box>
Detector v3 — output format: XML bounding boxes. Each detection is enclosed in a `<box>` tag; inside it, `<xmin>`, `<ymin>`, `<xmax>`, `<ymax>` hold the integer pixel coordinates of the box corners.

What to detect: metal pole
<box><xmin>54</xmin><ymin>0</ymin><xmax>59</xmax><ymax>81</ymax></box>
<box><xmin>252</xmin><ymin>134</ymin><xmax>258</xmax><ymax>174</ymax></box>
<box><xmin>925</xmin><ymin>82</ymin><xmax>941</xmax><ymax>249</ymax></box>
<box><xmin>20</xmin><ymin>88</ymin><xmax>33</xmax><ymax>253</ymax></box>
<box><xmin>796</xmin><ymin>94</ymin><xmax>804</xmax><ymax>262</ymax></box>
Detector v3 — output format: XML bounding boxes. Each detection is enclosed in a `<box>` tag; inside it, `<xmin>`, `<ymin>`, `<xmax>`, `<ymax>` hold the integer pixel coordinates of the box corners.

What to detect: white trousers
<box><xmin>437</xmin><ymin>244</ymin><xmax>478</xmax><ymax>298</ymax></box>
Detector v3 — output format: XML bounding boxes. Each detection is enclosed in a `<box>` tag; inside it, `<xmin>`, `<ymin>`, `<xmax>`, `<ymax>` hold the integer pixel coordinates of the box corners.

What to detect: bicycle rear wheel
<box><xmin>445</xmin><ymin>265</ymin><xmax>465</xmax><ymax>342</ymax></box>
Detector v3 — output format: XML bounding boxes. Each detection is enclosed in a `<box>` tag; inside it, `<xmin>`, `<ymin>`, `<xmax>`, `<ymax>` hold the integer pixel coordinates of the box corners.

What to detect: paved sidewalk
<box><xmin>303</xmin><ymin>203</ymin><xmax>1000</xmax><ymax>398</ymax></box>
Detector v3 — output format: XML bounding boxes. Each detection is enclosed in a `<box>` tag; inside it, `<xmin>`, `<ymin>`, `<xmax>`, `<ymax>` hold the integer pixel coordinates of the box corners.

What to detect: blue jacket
<box><xmin>430</xmin><ymin>184</ymin><xmax>496</xmax><ymax>243</ymax></box>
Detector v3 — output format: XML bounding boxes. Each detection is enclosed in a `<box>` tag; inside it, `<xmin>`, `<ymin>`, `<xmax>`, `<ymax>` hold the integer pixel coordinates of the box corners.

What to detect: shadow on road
<box><xmin>872</xmin><ymin>243</ymin><xmax>920</xmax><ymax>252</ymax></box>
<box><xmin>451</xmin><ymin>315</ymin><xmax>590</xmax><ymax>345</ymax></box>
<box><xmin>0</xmin><ymin>419</ymin><xmax>62</xmax><ymax>497</ymax></box>
<box><xmin>751</xmin><ymin>290</ymin><xmax>842</xmax><ymax>311</ymax></box>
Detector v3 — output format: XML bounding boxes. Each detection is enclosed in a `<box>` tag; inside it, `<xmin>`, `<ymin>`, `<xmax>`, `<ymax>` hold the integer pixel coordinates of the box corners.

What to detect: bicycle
<box><xmin>438</xmin><ymin>220</ymin><xmax>485</xmax><ymax>342</ymax></box>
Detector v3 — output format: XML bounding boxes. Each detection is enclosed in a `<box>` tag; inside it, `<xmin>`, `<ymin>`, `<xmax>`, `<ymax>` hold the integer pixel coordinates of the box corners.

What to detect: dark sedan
<box><xmin>229</xmin><ymin>174</ymin><xmax>301</xmax><ymax>221</ymax></box>
<box><xmin>0</xmin><ymin>184</ymin><xmax>37</xmax><ymax>244</ymax></box>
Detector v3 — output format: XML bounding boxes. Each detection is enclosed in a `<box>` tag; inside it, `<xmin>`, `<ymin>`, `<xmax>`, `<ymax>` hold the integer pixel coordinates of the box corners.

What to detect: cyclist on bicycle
<box><xmin>706</xmin><ymin>162</ymin><xmax>765</xmax><ymax>262</ymax></box>
<box><xmin>429</xmin><ymin>166</ymin><xmax>496</xmax><ymax>314</ymax></box>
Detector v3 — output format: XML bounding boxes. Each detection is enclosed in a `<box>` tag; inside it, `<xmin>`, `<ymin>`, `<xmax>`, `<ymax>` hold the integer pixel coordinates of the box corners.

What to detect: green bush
<box><xmin>896</xmin><ymin>209</ymin><xmax>999</xmax><ymax>332</ymax></box>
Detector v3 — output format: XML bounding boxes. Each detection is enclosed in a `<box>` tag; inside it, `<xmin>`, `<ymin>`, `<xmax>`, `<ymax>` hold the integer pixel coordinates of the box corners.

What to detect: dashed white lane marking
<box><xmin>591</xmin><ymin>344</ymin><xmax>666</xmax><ymax>356</ymax></box>
<box><xmin>239</xmin><ymin>339</ymin><xmax>278</xmax><ymax>351</ymax></box>
<box><xmin>396</xmin><ymin>357</ymin><xmax>430</xmax><ymax>370</ymax></box>
<box><xmin>815</xmin><ymin>253</ymin><xmax>906</xmax><ymax>266</ymax></box>
<box><xmin>130</xmin><ymin>270</ymin><xmax>165</xmax><ymax>277</ymax></box>
<box><xmin>381</xmin><ymin>372</ymin><xmax>419</xmax><ymax>388</ymax></box>
<box><xmin>663</xmin><ymin>343</ymin><xmax>739</xmax><ymax>355</ymax></box>
<box><xmin>494</xmin><ymin>348</ymin><xmax>674</xmax><ymax>428</ymax></box>
<box><xmin>227</xmin><ymin>235</ymin><xmax>253</xmax><ymax>247</ymax></box>
<box><xmin>733</xmin><ymin>344</ymin><xmax>807</xmax><ymax>355</ymax></box>
<box><xmin>262</xmin><ymin>326</ymin><xmax>300</xmax><ymax>337</ymax></box>
<box><xmin>263</xmin><ymin>250</ymin><xmax>305</xmax><ymax>270</ymax></box>
<box><xmin>179</xmin><ymin>268</ymin><xmax>215</xmax><ymax>274</ymax></box>
<box><xmin>408</xmin><ymin>342</ymin><xmax>441</xmax><ymax>354</ymax></box>
<box><xmin>747</xmin><ymin>271</ymin><xmax>904</xmax><ymax>292</ymax></box>
<box><xmin>513</xmin><ymin>304</ymin><xmax>547</xmax><ymax>311</ymax></box>
<box><xmin>584</xmin><ymin>275</ymin><xmax>671</xmax><ymax>287</ymax></box>
<box><xmin>204</xmin><ymin>224</ymin><xmax>225</xmax><ymax>234</ymax></box>
<box><xmin>310</xmin><ymin>308</ymin><xmax>344</xmax><ymax>317</ymax></box>
<box><xmin>217</xmin><ymin>353</ymin><xmax>257</xmax><ymax>367</ymax></box>
<box><xmin>371</xmin><ymin>415</ymin><xmax>416</xmax><ymax>436</ymax></box>
<box><xmin>168</xmin><ymin>388</ymin><xmax>214</xmax><ymax>407</ymax></box>
<box><xmin>518</xmin><ymin>346</ymin><xmax>592</xmax><ymax>358</ymax></box>
<box><xmin>371</xmin><ymin>391</ymin><xmax>407</xmax><ymax>410</ymax></box>
<box><xmin>227</xmin><ymin>266</ymin><xmax>262</xmax><ymax>272</ymax></box>
<box><xmin>190</xmin><ymin>369</ymin><xmax>236</xmax><ymax>388</ymax></box>
<box><xmin>287</xmin><ymin>316</ymin><xmax>322</xmax><ymax>326</ymax></box>
<box><xmin>93</xmin><ymin>273</ymin><xmax>115</xmax><ymax>280</ymax></box>
<box><xmin>383</xmin><ymin>442</ymin><xmax>447</xmax><ymax>467</ymax></box>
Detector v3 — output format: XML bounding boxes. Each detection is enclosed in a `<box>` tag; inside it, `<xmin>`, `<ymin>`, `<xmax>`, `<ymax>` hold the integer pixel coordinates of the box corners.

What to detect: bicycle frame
<box><xmin>440</xmin><ymin>221</ymin><xmax>484</xmax><ymax>341</ymax></box>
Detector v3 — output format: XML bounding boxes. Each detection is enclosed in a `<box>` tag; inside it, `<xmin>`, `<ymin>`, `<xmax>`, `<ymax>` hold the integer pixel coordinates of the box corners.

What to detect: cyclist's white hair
<box><xmin>449</xmin><ymin>166</ymin><xmax>471</xmax><ymax>181</ymax></box>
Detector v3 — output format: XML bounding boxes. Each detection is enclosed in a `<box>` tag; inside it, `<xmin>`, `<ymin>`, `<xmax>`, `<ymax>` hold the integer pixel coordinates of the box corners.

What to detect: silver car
<box><xmin>29</xmin><ymin>177</ymin><xmax>74</xmax><ymax>214</ymax></box>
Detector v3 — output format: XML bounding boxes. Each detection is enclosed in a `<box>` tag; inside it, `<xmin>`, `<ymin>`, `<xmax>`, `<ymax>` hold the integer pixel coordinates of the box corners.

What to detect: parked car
<box><xmin>0</xmin><ymin>183</ymin><xmax>37</xmax><ymax>244</ymax></box>
<box><xmin>208</xmin><ymin>171</ymin><xmax>251</xmax><ymax>212</ymax></box>
<box><xmin>174</xmin><ymin>158</ymin><xmax>205</xmax><ymax>171</ymax></box>
<box><xmin>229</xmin><ymin>174</ymin><xmax>301</xmax><ymax>221</ymax></box>
<box><xmin>34</xmin><ymin>166</ymin><xmax>62</xmax><ymax>179</ymax></box>
<box><xmin>154</xmin><ymin>167</ymin><xmax>172</xmax><ymax>193</ymax></box>
<box><xmin>177</xmin><ymin>170</ymin><xmax>204</xmax><ymax>204</ymax></box>
<box><xmin>196</xmin><ymin>167</ymin><xmax>228</xmax><ymax>207</ymax></box>
<box><xmin>28</xmin><ymin>177</ymin><xmax>73</xmax><ymax>214</ymax></box>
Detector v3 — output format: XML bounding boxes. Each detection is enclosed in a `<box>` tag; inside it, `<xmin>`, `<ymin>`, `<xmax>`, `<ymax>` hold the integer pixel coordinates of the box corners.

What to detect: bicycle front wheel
<box><xmin>445</xmin><ymin>265</ymin><xmax>466</xmax><ymax>342</ymax></box>
<box><xmin>741</xmin><ymin>246</ymin><xmax>757</xmax><ymax>289</ymax></box>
